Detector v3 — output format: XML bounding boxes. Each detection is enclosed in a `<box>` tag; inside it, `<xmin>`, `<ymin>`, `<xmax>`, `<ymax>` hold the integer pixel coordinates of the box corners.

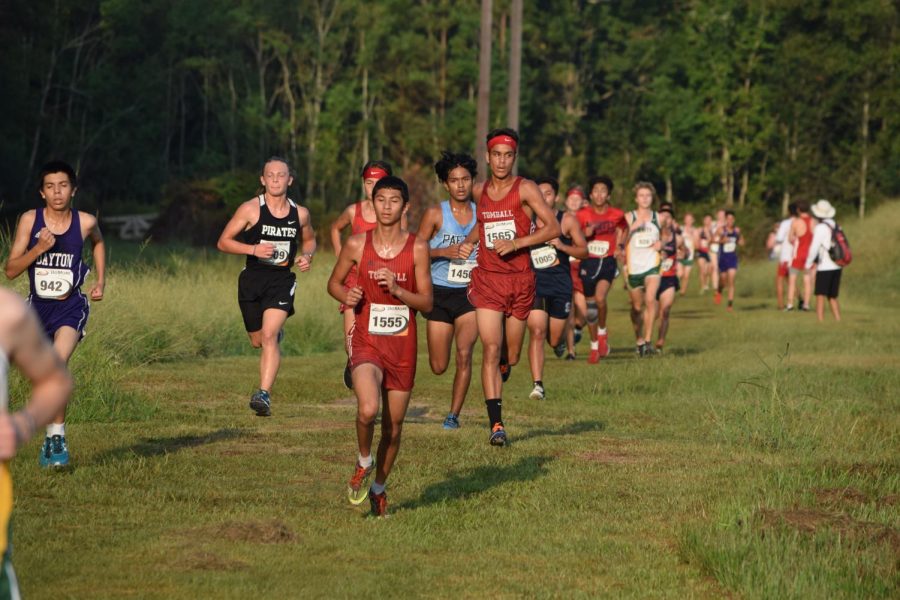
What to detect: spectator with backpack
<box><xmin>806</xmin><ymin>199</ymin><xmax>848</xmax><ymax>322</ymax></box>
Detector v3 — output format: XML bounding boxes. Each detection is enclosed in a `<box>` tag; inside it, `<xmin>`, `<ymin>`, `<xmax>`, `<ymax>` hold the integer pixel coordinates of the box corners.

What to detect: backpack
<box><xmin>826</xmin><ymin>222</ymin><xmax>852</xmax><ymax>267</ymax></box>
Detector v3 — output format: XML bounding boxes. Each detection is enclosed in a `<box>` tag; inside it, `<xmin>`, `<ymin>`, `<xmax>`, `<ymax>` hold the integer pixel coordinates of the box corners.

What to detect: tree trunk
<box><xmin>23</xmin><ymin>49</ymin><xmax>58</xmax><ymax>200</ymax></box>
<box><xmin>720</xmin><ymin>142</ymin><xmax>733</xmax><ymax>207</ymax></box>
<box><xmin>228</xmin><ymin>70</ymin><xmax>237</xmax><ymax>171</ymax></box>
<box><xmin>475</xmin><ymin>0</ymin><xmax>493</xmax><ymax>179</ymax></box>
<box><xmin>859</xmin><ymin>89</ymin><xmax>869</xmax><ymax>219</ymax></box>
<box><xmin>738</xmin><ymin>168</ymin><xmax>749</xmax><ymax>208</ymax></box>
<box><xmin>507</xmin><ymin>0</ymin><xmax>522</xmax><ymax>175</ymax></box>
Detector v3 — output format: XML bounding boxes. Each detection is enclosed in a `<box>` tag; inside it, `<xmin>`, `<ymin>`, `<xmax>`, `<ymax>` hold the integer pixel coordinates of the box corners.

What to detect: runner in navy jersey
<box><xmin>217</xmin><ymin>157</ymin><xmax>316</xmax><ymax>417</ymax></box>
<box><xmin>5</xmin><ymin>160</ymin><xmax>105</xmax><ymax>467</ymax></box>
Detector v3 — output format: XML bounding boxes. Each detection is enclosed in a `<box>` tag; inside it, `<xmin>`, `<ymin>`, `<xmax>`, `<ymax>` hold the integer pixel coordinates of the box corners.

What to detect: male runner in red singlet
<box><xmin>327</xmin><ymin>176</ymin><xmax>432</xmax><ymax>517</ymax></box>
<box><xmin>786</xmin><ymin>200</ymin><xmax>814</xmax><ymax>311</ymax></box>
<box><xmin>461</xmin><ymin>128</ymin><xmax>560</xmax><ymax>446</ymax></box>
<box><xmin>329</xmin><ymin>160</ymin><xmax>398</xmax><ymax>386</ymax></box>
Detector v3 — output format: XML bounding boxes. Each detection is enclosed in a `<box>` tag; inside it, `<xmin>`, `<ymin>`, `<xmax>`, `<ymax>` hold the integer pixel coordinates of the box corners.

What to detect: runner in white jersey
<box><xmin>417</xmin><ymin>151</ymin><xmax>479</xmax><ymax>430</ymax></box>
<box><xmin>709</xmin><ymin>209</ymin><xmax>726</xmax><ymax>302</ymax></box>
<box><xmin>774</xmin><ymin>203</ymin><xmax>797</xmax><ymax>310</ymax></box>
<box><xmin>0</xmin><ymin>288</ymin><xmax>72</xmax><ymax>597</ymax></box>
<box><xmin>677</xmin><ymin>213</ymin><xmax>698</xmax><ymax>295</ymax></box>
<box><xmin>624</xmin><ymin>182</ymin><xmax>662</xmax><ymax>357</ymax></box>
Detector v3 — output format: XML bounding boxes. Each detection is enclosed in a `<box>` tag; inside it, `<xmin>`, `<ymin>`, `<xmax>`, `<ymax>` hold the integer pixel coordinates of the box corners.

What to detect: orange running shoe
<box><xmin>347</xmin><ymin>461</ymin><xmax>375</xmax><ymax>505</ymax></box>
<box><xmin>489</xmin><ymin>423</ymin><xmax>507</xmax><ymax>446</ymax></box>
<box><xmin>597</xmin><ymin>333</ymin><xmax>610</xmax><ymax>357</ymax></box>
<box><xmin>714</xmin><ymin>291</ymin><xmax>722</xmax><ymax>305</ymax></box>
<box><xmin>369</xmin><ymin>490</ymin><xmax>388</xmax><ymax>517</ymax></box>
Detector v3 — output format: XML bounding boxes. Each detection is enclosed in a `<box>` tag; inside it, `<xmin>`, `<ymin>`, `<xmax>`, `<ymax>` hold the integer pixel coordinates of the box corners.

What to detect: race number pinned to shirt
<box><xmin>530</xmin><ymin>245</ymin><xmax>559</xmax><ymax>270</ymax></box>
<box><xmin>723</xmin><ymin>242</ymin><xmax>737</xmax><ymax>253</ymax></box>
<box><xmin>710</xmin><ymin>243</ymin><xmax>721</xmax><ymax>253</ymax></box>
<box><xmin>633</xmin><ymin>231</ymin><xmax>655</xmax><ymax>249</ymax></box>
<box><xmin>260</xmin><ymin>239</ymin><xmax>291</xmax><ymax>266</ymax></box>
<box><xmin>368</xmin><ymin>304</ymin><xmax>410</xmax><ymax>336</ymax></box>
<box><xmin>34</xmin><ymin>268</ymin><xmax>74</xmax><ymax>300</ymax></box>
<box><xmin>483</xmin><ymin>220</ymin><xmax>516</xmax><ymax>249</ymax></box>
<box><xmin>447</xmin><ymin>259</ymin><xmax>476</xmax><ymax>284</ymax></box>
<box><xmin>661</xmin><ymin>258</ymin><xmax>674</xmax><ymax>272</ymax></box>
<box><xmin>587</xmin><ymin>240</ymin><xmax>610</xmax><ymax>257</ymax></box>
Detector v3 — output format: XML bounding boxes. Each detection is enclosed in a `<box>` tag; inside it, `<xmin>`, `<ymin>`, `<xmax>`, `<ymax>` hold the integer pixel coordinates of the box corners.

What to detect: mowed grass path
<box><xmin>7</xmin><ymin>204</ymin><xmax>900</xmax><ymax>598</ymax></box>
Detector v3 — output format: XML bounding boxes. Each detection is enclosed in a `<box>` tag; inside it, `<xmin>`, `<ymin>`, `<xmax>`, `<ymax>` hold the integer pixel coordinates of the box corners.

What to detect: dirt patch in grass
<box><xmin>878</xmin><ymin>494</ymin><xmax>899</xmax><ymax>507</ymax></box>
<box><xmin>578</xmin><ymin>450</ymin><xmax>639</xmax><ymax>464</ymax></box>
<box><xmin>812</xmin><ymin>487</ymin><xmax>870</xmax><ymax>507</ymax></box>
<box><xmin>758</xmin><ymin>509</ymin><xmax>900</xmax><ymax>553</ymax></box>
<box><xmin>215</xmin><ymin>520</ymin><xmax>298</xmax><ymax>544</ymax></box>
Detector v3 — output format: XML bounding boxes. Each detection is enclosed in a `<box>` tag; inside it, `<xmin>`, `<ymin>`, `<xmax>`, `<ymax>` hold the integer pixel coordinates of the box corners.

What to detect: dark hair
<box><xmin>787</xmin><ymin>202</ymin><xmax>799</xmax><ymax>217</ymax></box>
<box><xmin>535</xmin><ymin>177</ymin><xmax>559</xmax><ymax>195</ymax></box>
<box><xmin>725</xmin><ymin>209</ymin><xmax>735</xmax><ymax>218</ymax></box>
<box><xmin>434</xmin><ymin>151</ymin><xmax>477</xmax><ymax>183</ymax></box>
<box><xmin>360</xmin><ymin>160</ymin><xmax>393</xmax><ymax>178</ymax></box>
<box><xmin>795</xmin><ymin>200</ymin><xmax>809</xmax><ymax>213</ymax></box>
<box><xmin>659</xmin><ymin>201</ymin><xmax>674</xmax><ymax>215</ymax></box>
<box><xmin>486</xmin><ymin>127</ymin><xmax>519</xmax><ymax>146</ymax></box>
<box><xmin>261</xmin><ymin>156</ymin><xmax>292</xmax><ymax>176</ymax></box>
<box><xmin>38</xmin><ymin>160</ymin><xmax>77</xmax><ymax>188</ymax></box>
<box><xmin>588</xmin><ymin>175</ymin><xmax>614</xmax><ymax>194</ymax></box>
<box><xmin>372</xmin><ymin>176</ymin><xmax>409</xmax><ymax>204</ymax></box>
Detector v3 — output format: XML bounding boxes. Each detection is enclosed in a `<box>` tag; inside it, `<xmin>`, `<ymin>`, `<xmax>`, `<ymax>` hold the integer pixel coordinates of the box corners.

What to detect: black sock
<box><xmin>486</xmin><ymin>399</ymin><xmax>502</xmax><ymax>426</ymax></box>
<box><xmin>534</xmin><ymin>380</ymin><xmax>543</xmax><ymax>388</ymax></box>
<box><xmin>728</xmin><ymin>300</ymin><xmax>733</xmax><ymax>307</ymax></box>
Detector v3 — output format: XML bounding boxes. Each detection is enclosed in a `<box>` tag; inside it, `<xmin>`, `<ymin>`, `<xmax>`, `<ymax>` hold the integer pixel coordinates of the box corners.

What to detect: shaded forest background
<box><xmin>1</xmin><ymin>0</ymin><xmax>897</xmax><ymax>244</ymax></box>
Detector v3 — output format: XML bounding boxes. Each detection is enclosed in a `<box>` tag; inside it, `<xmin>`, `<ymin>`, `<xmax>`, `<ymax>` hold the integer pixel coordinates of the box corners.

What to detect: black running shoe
<box><xmin>499</xmin><ymin>358</ymin><xmax>511</xmax><ymax>383</ymax></box>
<box><xmin>343</xmin><ymin>362</ymin><xmax>353</xmax><ymax>389</ymax></box>
<box><xmin>249</xmin><ymin>389</ymin><xmax>271</xmax><ymax>416</ymax></box>
<box><xmin>553</xmin><ymin>341</ymin><xmax>566</xmax><ymax>358</ymax></box>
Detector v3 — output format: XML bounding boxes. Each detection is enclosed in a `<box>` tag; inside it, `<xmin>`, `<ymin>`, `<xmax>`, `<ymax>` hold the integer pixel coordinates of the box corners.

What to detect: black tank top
<box><xmin>244</xmin><ymin>195</ymin><xmax>300</xmax><ymax>271</ymax></box>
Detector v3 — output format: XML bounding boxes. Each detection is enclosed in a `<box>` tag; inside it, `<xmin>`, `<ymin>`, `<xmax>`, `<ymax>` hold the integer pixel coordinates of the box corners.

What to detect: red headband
<box><xmin>363</xmin><ymin>167</ymin><xmax>389</xmax><ymax>181</ymax></box>
<box><xmin>487</xmin><ymin>135</ymin><xmax>518</xmax><ymax>151</ymax></box>
<box><xmin>567</xmin><ymin>188</ymin><xmax>585</xmax><ymax>200</ymax></box>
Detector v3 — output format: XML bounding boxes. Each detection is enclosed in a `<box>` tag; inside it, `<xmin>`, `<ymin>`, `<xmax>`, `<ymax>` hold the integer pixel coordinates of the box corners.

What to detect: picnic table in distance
<box><xmin>102</xmin><ymin>213</ymin><xmax>158</xmax><ymax>240</ymax></box>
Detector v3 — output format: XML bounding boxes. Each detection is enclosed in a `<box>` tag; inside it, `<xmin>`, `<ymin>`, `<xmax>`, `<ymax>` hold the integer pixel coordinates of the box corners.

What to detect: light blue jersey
<box><xmin>430</xmin><ymin>200</ymin><xmax>477</xmax><ymax>288</ymax></box>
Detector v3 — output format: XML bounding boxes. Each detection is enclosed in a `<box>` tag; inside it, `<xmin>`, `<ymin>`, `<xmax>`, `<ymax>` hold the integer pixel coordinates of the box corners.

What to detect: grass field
<box><xmin>5</xmin><ymin>203</ymin><xmax>899</xmax><ymax>598</ymax></box>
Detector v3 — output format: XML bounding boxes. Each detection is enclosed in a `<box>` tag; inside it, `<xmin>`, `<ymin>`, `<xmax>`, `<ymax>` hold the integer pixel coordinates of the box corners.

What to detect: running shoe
<box><xmin>655</xmin><ymin>342</ymin><xmax>665</xmax><ymax>355</ymax></box>
<box><xmin>348</xmin><ymin>462</ymin><xmax>375</xmax><ymax>505</ymax></box>
<box><xmin>249</xmin><ymin>389</ymin><xmax>271</xmax><ymax>416</ymax></box>
<box><xmin>642</xmin><ymin>343</ymin><xmax>656</xmax><ymax>358</ymax></box>
<box><xmin>343</xmin><ymin>362</ymin><xmax>353</xmax><ymax>389</ymax></box>
<box><xmin>529</xmin><ymin>383</ymin><xmax>545</xmax><ymax>401</ymax></box>
<box><xmin>573</xmin><ymin>327</ymin><xmax>583</xmax><ymax>345</ymax></box>
<box><xmin>369</xmin><ymin>489</ymin><xmax>388</xmax><ymax>517</ymax></box>
<box><xmin>597</xmin><ymin>333</ymin><xmax>610</xmax><ymax>357</ymax></box>
<box><xmin>499</xmin><ymin>358</ymin><xmax>512</xmax><ymax>383</ymax></box>
<box><xmin>489</xmin><ymin>423</ymin><xmax>507</xmax><ymax>446</ymax></box>
<box><xmin>783</xmin><ymin>305</ymin><xmax>794</xmax><ymax>312</ymax></box>
<box><xmin>553</xmin><ymin>341</ymin><xmax>566</xmax><ymax>358</ymax></box>
<box><xmin>442</xmin><ymin>413</ymin><xmax>460</xmax><ymax>430</ymax></box>
<box><xmin>38</xmin><ymin>437</ymin><xmax>52</xmax><ymax>467</ymax></box>
<box><xmin>714</xmin><ymin>291</ymin><xmax>722</xmax><ymax>305</ymax></box>
<box><xmin>588</xmin><ymin>348</ymin><xmax>601</xmax><ymax>364</ymax></box>
<box><xmin>565</xmin><ymin>353</ymin><xmax>576</xmax><ymax>361</ymax></box>
<box><xmin>46</xmin><ymin>435</ymin><xmax>69</xmax><ymax>467</ymax></box>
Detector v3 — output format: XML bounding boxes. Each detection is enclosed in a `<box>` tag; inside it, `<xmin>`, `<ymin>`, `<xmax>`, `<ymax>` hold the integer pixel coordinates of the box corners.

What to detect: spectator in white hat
<box><xmin>805</xmin><ymin>199</ymin><xmax>842</xmax><ymax>322</ymax></box>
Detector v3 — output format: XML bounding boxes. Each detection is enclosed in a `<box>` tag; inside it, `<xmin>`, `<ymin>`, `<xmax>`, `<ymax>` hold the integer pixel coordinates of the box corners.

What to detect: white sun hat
<box><xmin>811</xmin><ymin>199</ymin><xmax>836</xmax><ymax>219</ymax></box>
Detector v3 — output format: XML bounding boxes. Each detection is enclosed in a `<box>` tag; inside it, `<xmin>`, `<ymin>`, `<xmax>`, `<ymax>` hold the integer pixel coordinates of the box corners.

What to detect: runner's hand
<box><xmin>375</xmin><ymin>268</ymin><xmax>398</xmax><ymax>294</ymax></box>
<box><xmin>458</xmin><ymin>242</ymin><xmax>475</xmax><ymax>259</ymax></box>
<box><xmin>652</xmin><ymin>241</ymin><xmax>662</xmax><ymax>251</ymax></box>
<box><xmin>295</xmin><ymin>254</ymin><xmax>312</xmax><ymax>272</ymax></box>
<box><xmin>547</xmin><ymin>237</ymin><xmax>561</xmax><ymax>249</ymax></box>
<box><xmin>345</xmin><ymin>286</ymin><xmax>364</xmax><ymax>308</ymax></box>
<box><xmin>584</xmin><ymin>224</ymin><xmax>595</xmax><ymax>238</ymax></box>
<box><xmin>255</xmin><ymin>242</ymin><xmax>275</xmax><ymax>259</ymax></box>
<box><xmin>89</xmin><ymin>281</ymin><xmax>104</xmax><ymax>301</ymax></box>
<box><xmin>36</xmin><ymin>227</ymin><xmax>56</xmax><ymax>253</ymax></box>
<box><xmin>493</xmin><ymin>239</ymin><xmax>516</xmax><ymax>256</ymax></box>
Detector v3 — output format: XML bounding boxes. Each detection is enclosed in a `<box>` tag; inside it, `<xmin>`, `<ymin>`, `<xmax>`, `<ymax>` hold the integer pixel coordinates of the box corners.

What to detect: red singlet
<box><xmin>576</xmin><ymin>205</ymin><xmax>627</xmax><ymax>258</ymax></box>
<box><xmin>790</xmin><ymin>215</ymin><xmax>813</xmax><ymax>269</ymax></box>
<box><xmin>350</xmin><ymin>231</ymin><xmax>418</xmax><ymax>391</ymax></box>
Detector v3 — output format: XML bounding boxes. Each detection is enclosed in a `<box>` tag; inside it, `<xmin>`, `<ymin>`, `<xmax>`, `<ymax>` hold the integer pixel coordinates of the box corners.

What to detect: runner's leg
<box><xmin>373</xmin><ymin>388</ymin><xmax>412</xmax><ymax>487</ymax></box>
<box><xmin>259</xmin><ymin>308</ymin><xmax>289</xmax><ymax>392</ymax></box>
<box><xmin>426</xmin><ymin>320</ymin><xmax>454</xmax><ymax>375</ymax></box>
<box><xmin>449</xmin><ymin>312</ymin><xmax>477</xmax><ymax>416</ymax></box>
<box><xmin>642</xmin><ymin>277</ymin><xmax>661</xmax><ymax>344</ymax></box>
<box><xmin>657</xmin><ymin>287</ymin><xmax>675</xmax><ymax>347</ymax></box>
<box><xmin>352</xmin><ymin>363</ymin><xmax>383</xmax><ymax>460</ymax></box>
<box><xmin>527</xmin><ymin>309</ymin><xmax>548</xmax><ymax>383</ymax></box>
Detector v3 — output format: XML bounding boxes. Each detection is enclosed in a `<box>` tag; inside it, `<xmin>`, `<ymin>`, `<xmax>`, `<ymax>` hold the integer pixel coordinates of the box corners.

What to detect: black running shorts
<box><xmin>424</xmin><ymin>286</ymin><xmax>474</xmax><ymax>324</ymax></box>
<box><xmin>579</xmin><ymin>257</ymin><xmax>618</xmax><ymax>297</ymax></box>
<box><xmin>238</xmin><ymin>268</ymin><xmax>296</xmax><ymax>332</ymax></box>
<box><xmin>814</xmin><ymin>269</ymin><xmax>842</xmax><ymax>299</ymax></box>
<box><xmin>532</xmin><ymin>294</ymin><xmax>571</xmax><ymax>320</ymax></box>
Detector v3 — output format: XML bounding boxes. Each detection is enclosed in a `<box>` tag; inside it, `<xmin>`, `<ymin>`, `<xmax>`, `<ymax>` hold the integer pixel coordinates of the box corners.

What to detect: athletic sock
<box><xmin>485</xmin><ymin>399</ymin><xmax>503</xmax><ymax>426</ymax></box>
<box><xmin>728</xmin><ymin>300</ymin><xmax>733</xmax><ymax>307</ymax></box>
<box><xmin>534</xmin><ymin>380</ymin><xmax>543</xmax><ymax>388</ymax></box>
<box><xmin>590</xmin><ymin>340</ymin><xmax>599</xmax><ymax>350</ymax></box>
<box><xmin>47</xmin><ymin>423</ymin><xmax>65</xmax><ymax>437</ymax></box>
<box><xmin>370</xmin><ymin>481</ymin><xmax>385</xmax><ymax>495</ymax></box>
<box><xmin>358</xmin><ymin>453</ymin><xmax>373</xmax><ymax>468</ymax></box>
<box><xmin>598</xmin><ymin>327</ymin><xmax>607</xmax><ymax>336</ymax></box>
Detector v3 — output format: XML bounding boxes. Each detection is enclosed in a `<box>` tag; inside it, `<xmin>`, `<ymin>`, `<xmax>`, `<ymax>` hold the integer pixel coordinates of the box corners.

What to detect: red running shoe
<box><xmin>714</xmin><ymin>291</ymin><xmax>722</xmax><ymax>305</ymax></box>
<box><xmin>369</xmin><ymin>490</ymin><xmax>387</xmax><ymax>517</ymax></box>
<box><xmin>588</xmin><ymin>348</ymin><xmax>600</xmax><ymax>364</ymax></box>
<box><xmin>597</xmin><ymin>333</ymin><xmax>610</xmax><ymax>357</ymax></box>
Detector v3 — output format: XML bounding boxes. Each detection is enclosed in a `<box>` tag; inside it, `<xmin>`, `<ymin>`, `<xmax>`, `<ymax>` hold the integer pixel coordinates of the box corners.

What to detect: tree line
<box><xmin>0</xmin><ymin>0</ymin><xmax>896</xmax><ymax>223</ymax></box>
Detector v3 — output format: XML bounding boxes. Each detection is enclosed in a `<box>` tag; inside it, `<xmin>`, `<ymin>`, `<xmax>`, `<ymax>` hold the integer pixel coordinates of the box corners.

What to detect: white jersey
<box><xmin>806</xmin><ymin>219</ymin><xmax>840</xmax><ymax>272</ymax></box>
<box><xmin>626</xmin><ymin>211</ymin><xmax>661</xmax><ymax>274</ymax></box>
<box><xmin>776</xmin><ymin>218</ymin><xmax>794</xmax><ymax>263</ymax></box>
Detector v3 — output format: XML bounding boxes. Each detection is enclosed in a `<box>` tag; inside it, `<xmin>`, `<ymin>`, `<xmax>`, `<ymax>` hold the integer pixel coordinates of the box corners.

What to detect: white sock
<box><xmin>47</xmin><ymin>423</ymin><xmax>65</xmax><ymax>437</ymax></box>
<box><xmin>358</xmin><ymin>453</ymin><xmax>373</xmax><ymax>468</ymax></box>
<box><xmin>370</xmin><ymin>481</ymin><xmax>385</xmax><ymax>495</ymax></box>
<box><xmin>598</xmin><ymin>328</ymin><xmax>607</xmax><ymax>336</ymax></box>
<box><xmin>590</xmin><ymin>340</ymin><xmax>599</xmax><ymax>350</ymax></box>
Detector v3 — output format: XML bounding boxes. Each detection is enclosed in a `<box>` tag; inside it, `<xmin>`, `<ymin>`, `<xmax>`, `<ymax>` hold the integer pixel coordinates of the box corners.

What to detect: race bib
<box><xmin>447</xmin><ymin>259</ymin><xmax>475</xmax><ymax>284</ymax></box>
<box><xmin>710</xmin><ymin>243</ymin><xmax>721</xmax><ymax>253</ymax></box>
<box><xmin>260</xmin><ymin>239</ymin><xmax>291</xmax><ymax>265</ymax></box>
<box><xmin>35</xmin><ymin>268</ymin><xmax>74</xmax><ymax>300</ymax></box>
<box><xmin>368</xmin><ymin>304</ymin><xmax>410</xmax><ymax>336</ymax></box>
<box><xmin>587</xmin><ymin>240</ymin><xmax>610</xmax><ymax>257</ymax></box>
<box><xmin>483</xmin><ymin>220</ymin><xmax>516</xmax><ymax>249</ymax></box>
<box><xmin>530</xmin><ymin>245</ymin><xmax>559</xmax><ymax>270</ymax></box>
<box><xmin>661</xmin><ymin>258</ymin><xmax>674</xmax><ymax>272</ymax></box>
<box><xmin>633</xmin><ymin>232</ymin><xmax>655</xmax><ymax>249</ymax></box>
<box><xmin>723</xmin><ymin>242</ymin><xmax>736</xmax><ymax>253</ymax></box>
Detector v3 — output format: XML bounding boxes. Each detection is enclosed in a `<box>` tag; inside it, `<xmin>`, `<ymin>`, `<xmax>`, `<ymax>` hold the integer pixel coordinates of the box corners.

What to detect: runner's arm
<box><xmin>416</xmin><ymin>206</ymin><xmax>449</xmax><ymax>259</ymax></box>
<box><xmin>497</xmin><ymin>180</ymin><xmax>560</xmax><ymax>254</ymax></box>
<box><xmin>84</xmin><ymin>213</ymin><xmax>106</xmax><ymax>300</ymax></box>
<box><xmin>330</xmin><ymin>205</ymin><xmax>354</xmax><ymax>257</ymax></box>
<box><xmin>804</xmin><ymin>225</ymin><xmax>826</xmax><ymax>271</ymax></box>
<box><xmin>216</xmin><ymin>200</ymin><xmax>273</xmax><ymax>259</ymax></box>
<box><xmin>295</xmin><ymin>207</ymin><xmax>317</xmax><ymax>271</ymax></box>
<box><xmin>554</xmin><ymin>213</ymin><xmax>588</xmax><ymax>259</ymax></box>
<box><xmin>4</xmin><ymin>211</ymin><xmax>46</xmax><ymax>280</ymax></box>
<box><xmin>327</xmin><ymin>234</ymin><xmax>363</xmax><ymax>306</ymax></box>
<box><xmin>737</xmin><ymin>228</ymin><xmax>745</xmax><ymax>247</ymax></box>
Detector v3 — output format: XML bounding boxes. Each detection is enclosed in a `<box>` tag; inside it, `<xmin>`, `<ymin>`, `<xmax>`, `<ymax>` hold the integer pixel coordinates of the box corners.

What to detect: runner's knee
<box><xmin>586</xmin><ymin>300</ymin><xmax>598</xmax><ymax>324</ymax></box>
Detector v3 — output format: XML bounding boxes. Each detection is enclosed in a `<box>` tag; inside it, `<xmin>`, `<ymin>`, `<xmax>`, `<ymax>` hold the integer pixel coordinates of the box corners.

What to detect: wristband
<box><xmin>251</xmin><ymin>244</ymin><xmax>257</xmax><ymax>257</ymax></box>
<box><xmin>512</xmin><ymin>239</ymin><xmax>518</xmax><ymax>251</ymax></box>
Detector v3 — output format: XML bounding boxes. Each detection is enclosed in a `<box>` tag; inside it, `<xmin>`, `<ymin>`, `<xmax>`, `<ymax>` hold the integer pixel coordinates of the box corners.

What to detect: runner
<box><xmin>329</xmin><ymin>160</ymin><xmax>395</xmax><ymax>387</ymax></box>
<box><xmin>710</xmin><ymin>209</ymin><xmax>726</xmax><ymax>303</ymax></box>
<box><xmin>4</xmin><ymin>160</ymin><xmax>105</xmax><ymax>467</ymax></box>
<box><xmin>655</xmin><ymin>204</ymin><xmax>684</xmax><ymax>352</ymax></box>
<box><xmin>696</xmin><ymin>214</ymin><xmax>713</xmax><ymax>293</ymax></box>
<box><xmin>216</xmin><ymin>156</ymin><xmax>316</xmax><ymax>417</ymax></box>
<box><xmin>526</xmin><ymin>179</ymin><xmax>587</xmax><ymax>399</ymax></box>
<box><xmin>0</xmin><ymin>288</ymin><xmax>73</xmax><ymax>596</ymax></box>
<box><xmin>774</xmin><ymin>203</ymin><xmax>797</xmax><ymax>310</ymax></box>
<box><xmin>562</xmin><ymin>185</ymin><xmax>588</xmax><ymax>360</ymax></box>
<box><xmin>576</xmin><ymin>175</ymin><xmax>627</xmax><ymax>364</ymax></box>
<box><xmin>714</xmin><ymin>210</ymin><xmax>743</xmax><ymax>311</ymax></box>
<box><xmin>624</xmin><ymin>182</ymin><xmax>662</xmax><ymax>357</ymax></box>
<box><xmin>464</xmin><ymin>128</ymin><xmax>560</xmax><ymax>446</ymax></box>
<box><xmin>678</xmin><ymin>212</ymin><xmax>698</xmax><ymax>295</ymax></box>
<box><xmin>327</xmin><ymin>176</ymin><xmax>432</xmax><ymax>517</ymax></box>
<box><xmin>786</xmin><ymin>200</ymin><xmax>814</xmax><ymax>311</ymax></box>
<box><xmin>417</xmin><ymin>151</ymin><xmax>479</xmax><ymax>430</ymax></box>
<box><xmin>806</xmin><ymin>200</ymin><xmax>843</xmax><ymax>322</ymax></box>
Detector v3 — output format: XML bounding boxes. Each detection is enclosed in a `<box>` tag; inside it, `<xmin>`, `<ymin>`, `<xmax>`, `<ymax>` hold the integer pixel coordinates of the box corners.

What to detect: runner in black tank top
<box><xmin>217</xmin><ymin>157</ymin><xmax>317</xmax><ymax>417</ymax></box>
